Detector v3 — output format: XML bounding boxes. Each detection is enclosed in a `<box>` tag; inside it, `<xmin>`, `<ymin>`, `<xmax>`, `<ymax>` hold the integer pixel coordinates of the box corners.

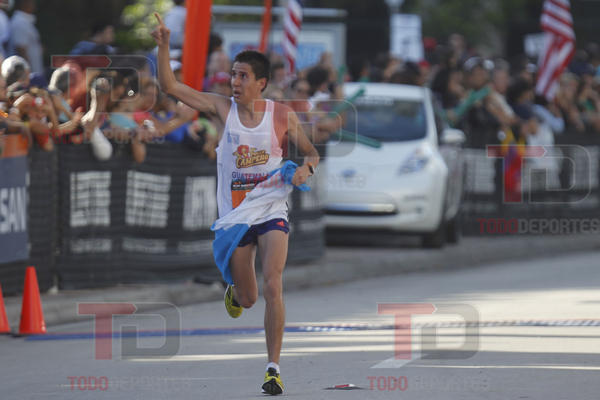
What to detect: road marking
<box><xmin>24</xmin><ymin>318</ymin><xmax>600</xmax><ymax>341</ymax></box>
<box><xmin>408</xmin><ymin>364</ymin><xmax>600</xmax><ymax>371</ymax></box>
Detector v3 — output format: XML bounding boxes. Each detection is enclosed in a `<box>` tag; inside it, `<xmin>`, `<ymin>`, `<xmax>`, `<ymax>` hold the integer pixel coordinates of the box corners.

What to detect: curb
<box><xmin>3</xmin><ymin>234</ymin><xmax>599</xmax><ymax>330</ymax></box>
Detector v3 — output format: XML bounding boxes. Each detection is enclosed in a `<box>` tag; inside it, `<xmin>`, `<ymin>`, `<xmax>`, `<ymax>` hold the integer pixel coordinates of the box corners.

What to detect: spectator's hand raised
<box><xmin>72</xmin><ymin>107</ymin><xmax>85</xmax><ymax>125</ymax></box>
<box><xmin>151</xmin><ymin>13</ymin><xmax>170</xmax><ymax>48</ymax></box>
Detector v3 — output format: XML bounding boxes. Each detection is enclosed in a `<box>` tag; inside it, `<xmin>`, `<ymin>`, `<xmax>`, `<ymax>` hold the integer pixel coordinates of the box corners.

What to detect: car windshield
<box><xmin>345</xmin><ymin>97</ymin><xmax>427</xmax><ymax>142</ymax></box>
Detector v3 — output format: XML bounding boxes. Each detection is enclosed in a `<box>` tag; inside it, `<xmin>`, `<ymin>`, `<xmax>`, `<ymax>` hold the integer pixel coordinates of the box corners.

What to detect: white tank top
<box><xmin>216</xmin><ymin>99</ymin><xmax>286</xmax><ymax>221</ymax></box>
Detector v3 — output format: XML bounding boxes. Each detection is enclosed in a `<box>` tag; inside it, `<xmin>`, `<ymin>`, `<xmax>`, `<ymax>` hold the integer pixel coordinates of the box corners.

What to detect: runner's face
<box><xmin>231</xmin><ymin>62</ymin><xmax>266</xmax><ymax>104</ymax></box>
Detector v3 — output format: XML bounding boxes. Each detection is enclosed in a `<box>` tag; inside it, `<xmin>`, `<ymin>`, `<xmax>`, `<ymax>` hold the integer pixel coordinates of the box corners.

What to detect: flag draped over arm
<box><xmin>535</xmin><ymin>0</ymin><xmax>575</xmax><ymax>100</ymax></box>
<box><xmin>283</xmin><ymin>0</ymin><xmax>303</xmax><ymax>75</ymax></box>
<box><xmin>183</xmin><ymin>0</ymin><xmax>212</xmax><ymax>91</ymax></box>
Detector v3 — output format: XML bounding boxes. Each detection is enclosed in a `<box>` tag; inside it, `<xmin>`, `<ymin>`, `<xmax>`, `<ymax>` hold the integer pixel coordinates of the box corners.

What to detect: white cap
<box><xmin>1</xmin><ymin>55</ymin><xmax>30</xmax><ymax>79</ymax></box>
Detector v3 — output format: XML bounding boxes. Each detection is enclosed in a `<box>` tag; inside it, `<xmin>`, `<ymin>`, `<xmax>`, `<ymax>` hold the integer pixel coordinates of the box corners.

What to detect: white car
<box><xmin>324</xmin><ymin>83</ymin><xmax>465</xmax><ymax>248</ymax></box>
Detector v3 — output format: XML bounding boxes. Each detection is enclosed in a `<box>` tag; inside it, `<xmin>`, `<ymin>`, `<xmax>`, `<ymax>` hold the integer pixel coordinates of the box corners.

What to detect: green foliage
<box><xmin>405</xmin><ymin>0</ymin><xmax>495</xmax><ymax>47</ymax></box>
<box><xmin>117</xmin><ymin>0</ymin><xmax>265</xmax><ymax>51</ymax></box>
<box><xmin>403</xmin><ymin>0</ymin><xmax>544</xmax><ymax>50</ymax></box>
<box><xmin>37</xmin><ymin>0</ymin><xmax>132</xmax><ymax>59</ymax></box>
<box><xmin>118</xmin><ymin>0</ymin><xmax>173</xmax><ymax>51</ymax></box>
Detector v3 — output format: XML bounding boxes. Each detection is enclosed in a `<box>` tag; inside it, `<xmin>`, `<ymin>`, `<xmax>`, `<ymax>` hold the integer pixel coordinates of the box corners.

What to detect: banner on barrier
<box><xmin>0</xmin><ymin>144</ymin><xmax>29</xmax><ymax>263</ymax></box>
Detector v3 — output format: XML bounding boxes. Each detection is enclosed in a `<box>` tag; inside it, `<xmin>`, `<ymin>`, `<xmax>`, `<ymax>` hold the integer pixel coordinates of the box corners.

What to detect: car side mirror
<box><xmin>440</xmin><ymin>128</ymin><xmax>466</xmax><ymax>145</ymax></box>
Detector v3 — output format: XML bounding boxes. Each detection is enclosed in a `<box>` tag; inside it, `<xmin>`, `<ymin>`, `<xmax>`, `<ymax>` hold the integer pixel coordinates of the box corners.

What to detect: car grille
<box><xmin>324</xmin><ymin>203</ymin><xmax>398</xmax><ymax>216</ymax></box>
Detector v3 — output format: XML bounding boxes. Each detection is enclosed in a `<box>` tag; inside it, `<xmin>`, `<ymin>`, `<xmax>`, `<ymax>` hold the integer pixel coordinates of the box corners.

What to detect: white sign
<box><xmin>524</xmin><ymin>33</ymin><xmax>547</xmax><ymax>58</ymax></box>
<box><xmin>213</xmin><ymin>22</ymin><xmax>346</xmax><ymax>70</ymax></box>
<box><xmin>126</xmin><ymin>171</ymin><xmax>171</xmax><ymax>228</ymax></box>
<box><xmin>183</xmin><ymin>176</ymin><xmax>217</xmax><ymax>230</ymax></box>
<box><xmin>70</xmin><ymin>171</ymin><xmax>111</xmax><ymax>228</ymax></box>
<box><xmin>390</xmin><ymin>14</ymin><xmax>424</xmax><ymax>61</ymax></box>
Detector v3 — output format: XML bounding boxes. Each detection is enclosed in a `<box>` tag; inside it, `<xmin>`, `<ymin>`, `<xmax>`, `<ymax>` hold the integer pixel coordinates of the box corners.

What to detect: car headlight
<box><xmin>398</xmin><ymin>148</ymin><xmax>431</xmax><ymax>174</ymax></box>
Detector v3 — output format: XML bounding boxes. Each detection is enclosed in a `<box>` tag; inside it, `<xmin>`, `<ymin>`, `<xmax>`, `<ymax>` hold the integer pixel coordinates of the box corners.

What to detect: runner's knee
<box><xmin>263</xmin><ymin>277</ymin><xmax>282</xmax><ymax>301</ymax></box>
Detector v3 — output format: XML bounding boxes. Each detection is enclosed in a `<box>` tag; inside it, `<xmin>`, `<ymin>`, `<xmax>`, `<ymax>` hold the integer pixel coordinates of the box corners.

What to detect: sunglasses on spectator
<box><xmin>464</xmin><ymin>57</ymin><xmax>494</xmax><ymax>72</ymax></box>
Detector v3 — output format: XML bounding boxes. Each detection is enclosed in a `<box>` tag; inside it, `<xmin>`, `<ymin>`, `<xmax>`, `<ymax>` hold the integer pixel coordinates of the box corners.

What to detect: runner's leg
<box><xmin>230</xmin><ymin>244</ymin><xmax>258</xmax><ymax>308</ymax></box>
<box><xmin>258</xmin><ymin>230</ymin><xmax>288</xmax><ymax>364</ymax></box>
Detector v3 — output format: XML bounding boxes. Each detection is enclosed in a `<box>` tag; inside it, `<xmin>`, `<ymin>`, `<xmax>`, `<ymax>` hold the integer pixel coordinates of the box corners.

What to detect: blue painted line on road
<box><xmin>23</xmin><ymin>319</ymin><xmax>600</xmax><ymax>341</ymax></box>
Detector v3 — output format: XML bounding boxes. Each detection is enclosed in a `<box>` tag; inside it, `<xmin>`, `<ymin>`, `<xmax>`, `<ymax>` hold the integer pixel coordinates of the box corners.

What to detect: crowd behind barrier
<box><xmin>0</xmin><ymin>142</ymin><xmax>326</xmax><ymax>296</ymax></box>
<box><xmin>2</xmin><ymin>1</ymin><xmax>600</xmax><ymax>293</ymax></box>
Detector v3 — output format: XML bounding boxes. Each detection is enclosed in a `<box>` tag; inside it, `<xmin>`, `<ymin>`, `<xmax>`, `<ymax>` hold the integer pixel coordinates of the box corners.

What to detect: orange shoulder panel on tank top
<box><xmin>272</xmin><ymin>101</ymin><xmax>291</xmax><ymax>148</ymax></box>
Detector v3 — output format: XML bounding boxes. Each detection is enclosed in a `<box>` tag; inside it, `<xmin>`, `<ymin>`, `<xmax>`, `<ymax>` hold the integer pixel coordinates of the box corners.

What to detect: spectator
<box><xmin>9</xmin><ymin>0</ymin><xmax>43</xmax><ymax>74</ymax></box>
<box><xmin>0</xmin><ymin>0</ymin><xmax>9</xmax><ymax>62</ymax></box>
<box><xmin>170</xmin><ymin>59</ymin><xmax>183</xmax><ymax>83</ymax></box>
<box><xmin>533</xmin><ymin>94</ymin><xmax>564</xmax><ymax>136</ymax></box>
<box><xmin>165</xmin><ymin>0</ymin><xmax>186</xmax><ymax>49</ymax></box>
<box><xmin>576</xmin><ymin>72</ymin><xmax>600</xmax><ymax>132</ymax></box>
<box><xmin>1</xmin><ymin>55</ymin><xmax>30</xmax><ymax>92</ymax></box>
<box><xmin>204</xmin><ymin>50</ymin><xmax>230</xmax><ymax>90</ymax></box>
<box><xmin>287</xmin><ymin>78</ymin><xmax>311</xmax><ymax>113</ymax></box>
<box><xmin>89</xmin><ymin>76</ymin><xmax>149</xmax><ymax>162</ymax></box>
<box><xmin>348</xmin><ymin>57</ymin><xmax>369</xmax><ymax>82</ymax></box>
<box><xmin>13</xmin><ymin>87</ymin><xmax>82</xmax><ymax>151</ymax></box>
<box><xmin>585</xmin><ymin>43</ymin><xmax>600</xmax><ymax>78</ymax></box>
<box><xmin>460</xmin><ymin>56</ymin><xmax>501</xmax><ymax>148</ymax></box>
<box><xmin>270</xmin><ymin>62</ymin><xmax>286</xmax><ymax>90</ymax></box>
<box><xmin>307</xmin><ymin>65</ymin><xmax>332</xmax><ymax>104</ymax></box>
<box><xmin>286</xmin><ymin>77</ymin><xmax>341</xmax><ymax>145</ymax></box>
<box><xmin>208</xmin><ymin>71</ymin><xmax>231</xmax><ymax>97</ymax></box>
<box><xmin>48</xmin><ymin>66</ymin><xmax>75</xmax><ymax>123</ymax></box>
<box><xmin>555</xmin><ymin>73</ymin><xmax>585</xmax><ymax>133</ymax></box>
<box><xmin>418</xmin><ymin>60</ymin><xmax>432</xmax><ymax>86</ymax></box>
<box><xmin>69</xmin><ymin>22</ymin><xmax>116</xmax><ymax>56</ymax></box>
<box><xmin>206</xmin><ymin>50</ymin><xmax>230</xmax><ymax>79</ymax></box>
<box><xmin>488</xmin><ymin>59</ymin><xmax>518</xmax><ymax>128</ymax></box>
<box><xmin>369</xmin><ymin>52</ymin><xmax>401</xmax><ymax>83</ymax></box>
<box><xmin>0</xmin><ymin>74</ymin><xmax>32</xmax><ymax>144</ymax></box>
<box><xmin>184</xmin><ymin>112</ymin><xmax>218</xmax><ymax>158</ymax></box>
<box><xmin>507</xmin><ymin>78</ymin><xmax>538</xmax><ymax>139</ymax></box>
<box><xmin>132</xmin><ymin>79</ymin><xmax>195</xmax><ymax>143</ymax></box>
<box><xmin>431</xmin><ymin>67</ymin><xmax>464</xmax><ymax>110</ymax></box>
<box><xmin>208</xmin><ymin>32</ymin><xmax>223</xmax><ymax>56</ymax></box>
<box><xmin>448</xmin><ymin>33</ymin><xmax>469</xmax><ymax>66</ymax></box>
<box><xmin>389</xmin><ymin>61</ymin><xmax>422</xmax><ymax>86</ymax></box>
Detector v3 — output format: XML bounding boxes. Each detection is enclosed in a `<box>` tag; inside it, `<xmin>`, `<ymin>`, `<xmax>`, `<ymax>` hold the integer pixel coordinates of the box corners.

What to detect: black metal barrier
<box><xmin>0</xmin><ymin>148</ymin><xmax>58</xmax><ymax>295</ymax></box>
<box><xmin>0</xmin><ymin>143</ymin><xmax>325</xmax><ymax>295</ymax></box>
<box><xmin>461</xmin><ymin>140</ymin><xmax>600</xmax><ymax>235</ymax></box>
<box><xmin>4</xmin><ymin>137</ymin><xmax>597</xmax><ymax>294</ymax></box>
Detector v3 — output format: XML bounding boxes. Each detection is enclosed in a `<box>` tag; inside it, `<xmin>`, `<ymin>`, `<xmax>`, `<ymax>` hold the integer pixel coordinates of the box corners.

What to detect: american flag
<box><xmin>283</xmin><ymin>0</ymin><xmax>303</xmax><ymax>75</ymax></box>
<box><xmin>535</xmin><ymin>0</ymin><xmax>575</xmax><ymax>100</ymax></box>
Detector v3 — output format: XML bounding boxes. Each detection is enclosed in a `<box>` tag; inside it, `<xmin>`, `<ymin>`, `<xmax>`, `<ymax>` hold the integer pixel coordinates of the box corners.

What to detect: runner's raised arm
<box><xmin>151</xmin><ymin>12</ymin><xmax>230</xmax><ymax>122</ymax></box>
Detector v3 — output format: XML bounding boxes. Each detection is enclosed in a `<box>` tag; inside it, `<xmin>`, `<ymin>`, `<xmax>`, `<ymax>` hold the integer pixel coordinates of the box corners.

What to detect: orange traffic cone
<box><xmin>18</xmin><ymin>267</ymin><xmax>46</xmax><ymax>335</ymax></box>
<box><xmin>0</xmin><ymin>284</ymin><xmax>10</xmax><ymax>334</ymax></box>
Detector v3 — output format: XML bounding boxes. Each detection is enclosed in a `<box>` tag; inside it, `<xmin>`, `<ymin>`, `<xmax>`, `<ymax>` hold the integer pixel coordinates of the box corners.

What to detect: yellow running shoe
<box><xmin>261</xmin><ymin>368</ymin><xmax>284</xmax><ymax>395</ymax></box>
<box><xmin>224</xmin><ymin>284</ymin><xmax>242</xmax><ymax>318</ymax></box>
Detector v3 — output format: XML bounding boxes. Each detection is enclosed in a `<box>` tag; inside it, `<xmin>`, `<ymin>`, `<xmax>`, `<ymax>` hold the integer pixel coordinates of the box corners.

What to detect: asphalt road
<box><xmin>1</xmin><ymin>250</ymin><xmax>600</xmax><ymax>399</ymax></box>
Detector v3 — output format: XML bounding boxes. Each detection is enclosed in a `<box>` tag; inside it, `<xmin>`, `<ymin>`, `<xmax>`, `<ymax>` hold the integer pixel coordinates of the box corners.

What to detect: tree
<box><xmin>37</xmin><ymin>0</ymin><xmax>132</xmax><ymax>61</ymax></box>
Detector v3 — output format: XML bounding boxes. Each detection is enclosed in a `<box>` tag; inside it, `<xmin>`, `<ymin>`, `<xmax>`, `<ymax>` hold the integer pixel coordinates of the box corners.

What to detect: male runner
<box><xmin>152</xmin><ymin>13</ymin><xmax>320</xmax><ymax>395</ymax></box>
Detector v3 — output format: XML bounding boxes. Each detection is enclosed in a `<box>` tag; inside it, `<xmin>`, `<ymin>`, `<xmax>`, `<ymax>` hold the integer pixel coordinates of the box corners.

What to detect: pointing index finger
<box><xmin>154</xmin><ymin>12</ymin><xmax>165</xmax><ymax>27</ymax></box>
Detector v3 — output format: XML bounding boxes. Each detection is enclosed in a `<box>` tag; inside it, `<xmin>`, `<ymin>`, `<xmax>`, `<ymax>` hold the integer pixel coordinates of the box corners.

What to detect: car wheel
<box><xmin>446</xmin><ymin>213</ymin><xmax>461</xmax><ymax>244</ymax></box>
<box><xmin>422</xmin><ymin>221</ymin><xmax>446</xmax><ymax>248</ymax></box>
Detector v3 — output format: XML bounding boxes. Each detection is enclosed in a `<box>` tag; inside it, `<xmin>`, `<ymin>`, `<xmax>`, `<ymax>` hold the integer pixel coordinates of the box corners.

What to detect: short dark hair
<box><xmin>507</xmin><ymin>78</ymin><xmax>533</xmax><ymax>105</ymax></box>
<box><xmin>209</xmin><ymin>33</ymin><xmax>223</xmax><ymax>55</ymax></box>
<box><xmin>91</xmin><ymin>22</ymin><xmax>112</xmax><ymax>37</ymax></box>
<box><xmin>233</xmin><ymin>50</ymin><xmax>270</xmax><ymax>91</ymax></box>
<box><xmin>306</xmin><ymin>65</ymin><xmax>329</xmax><ymax>91</ymax></box>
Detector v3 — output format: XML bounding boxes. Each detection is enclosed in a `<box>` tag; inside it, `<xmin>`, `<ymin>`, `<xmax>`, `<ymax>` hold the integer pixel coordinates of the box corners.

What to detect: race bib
<box><xmin>231</xmin><ymin>180</ymin><xmax>255</xmax><ymax>209</ymax></box>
